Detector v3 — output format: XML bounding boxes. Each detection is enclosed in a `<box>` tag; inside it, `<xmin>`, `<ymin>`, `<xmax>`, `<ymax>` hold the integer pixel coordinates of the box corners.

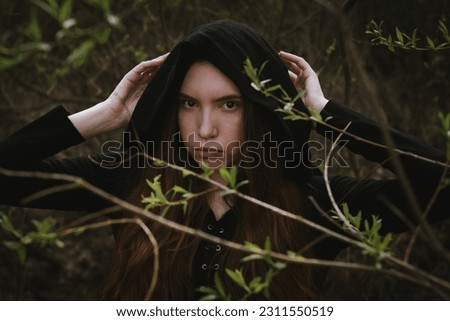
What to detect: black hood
<box><xmin>130</xmin><ymin>20</ymin><xmax>313</xmax><ymax>181</ymax></box>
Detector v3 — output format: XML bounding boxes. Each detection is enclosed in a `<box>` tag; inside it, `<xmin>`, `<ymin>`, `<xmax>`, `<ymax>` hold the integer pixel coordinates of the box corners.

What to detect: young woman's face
<box><xmin>177</xmin><ymin>61</ymin><xmax>245</xmax><ymax>169</ymax></box>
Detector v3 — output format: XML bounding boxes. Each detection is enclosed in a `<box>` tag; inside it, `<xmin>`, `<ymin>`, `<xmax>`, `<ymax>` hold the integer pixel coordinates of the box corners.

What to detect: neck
<box><xmin>207</xmin><ymin>172</ymin><xmax>231</xmax><ymax>220</ymax></box>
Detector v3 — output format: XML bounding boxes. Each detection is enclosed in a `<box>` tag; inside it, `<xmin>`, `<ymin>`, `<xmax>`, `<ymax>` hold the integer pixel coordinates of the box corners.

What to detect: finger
<box><xmin>140</xmin><ymin>52</ymin><xmax>170</xmax><ymax>66</ymax></box>
<box><xmin>286</xmin><ymin>61</ymin><xmax>303</xmax><ymax>77</ymax></box>
<box><xmin>288</xmin><ymin>70</ymin><xmax>304</xmax><ymax>92</ymax></box>
<box><xmin>288</xmin><ymin>70</ymin><xmax>298</xmax><ymax>83</ymax></box>
<box><xmin>279</xmin><ymin>51</ymin><xmax>312</xmax><ymax>72</ymax></box>
<box><xmin>136</xmin><ymin>52</ymin><xmax>170</xmax><ymax>75</ymax></box>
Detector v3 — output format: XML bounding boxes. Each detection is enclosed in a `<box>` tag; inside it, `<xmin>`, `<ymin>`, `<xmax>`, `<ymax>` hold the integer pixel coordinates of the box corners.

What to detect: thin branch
<box><xmin>314</xmin><ymin>0</ymin><xmax>450</xmax><ymax>263</ymax></box>
<box><xmin>323</xmin><ymin>121</ymin><xmax>356</xmax><ymax>233</ymax></box>
<box><xmin>1</xmin><ymin>166</ymin><xmax>449</xmax><ymax>296</ymax></box>
<box><xmin>21</xmin><ymin>183</ymin><xmax>80</xmax><ymax>205</ymax></box>
<box><xmin>63</xmin><ymin>205</ymin><xmax>122</xmax><ymax>230</ymax></box>
<box><xmin>58</xmin><ymin>217</ymin><xmax>159</xmax><ymax>300</ymax></box>
<box><xmin>316</xmin><ymin>119</ymin><xmax>449</xmax><ymax>169</ymax></box>
<box><xmin>404</xmin><ymin>161</ymin><xmax>450</xmax><ymax>262</ymax></box>
<box><xmin>9</xmin><ymin>72</ymin><xmax>99</xmax><ymax>105</ymax></box>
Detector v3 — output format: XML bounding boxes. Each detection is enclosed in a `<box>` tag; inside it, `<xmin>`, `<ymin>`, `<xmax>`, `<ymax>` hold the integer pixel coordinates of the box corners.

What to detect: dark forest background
<box><xmin>0</xmin><ymin>0</ymin><xmax>449</xmax><ymax>300</ymax></box>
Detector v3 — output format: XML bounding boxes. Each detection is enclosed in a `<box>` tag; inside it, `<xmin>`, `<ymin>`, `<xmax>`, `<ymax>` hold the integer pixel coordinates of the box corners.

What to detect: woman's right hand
<box><xmin>69</xmin><ymin>53</ymin><xmax>168</xmax><ymax>139</ymax></box>
<box><xmin>106</xmin><ymin>53</ymin><xmax>169</xmax><ymax>127</ymax></box>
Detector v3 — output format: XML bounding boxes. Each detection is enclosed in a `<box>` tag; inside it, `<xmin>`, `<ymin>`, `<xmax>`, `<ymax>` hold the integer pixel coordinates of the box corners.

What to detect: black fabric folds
<box><xmin>129</xmin><ymin>20</ymin><xmax>313</xmax><ymax>180</ymax></box>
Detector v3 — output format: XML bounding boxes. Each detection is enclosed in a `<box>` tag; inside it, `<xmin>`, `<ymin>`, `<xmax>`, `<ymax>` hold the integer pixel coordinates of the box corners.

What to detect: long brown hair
<box><xmin>102</xmin><ymin>96</ymin><xmax>316</xmax><ymax>300</ymax></box>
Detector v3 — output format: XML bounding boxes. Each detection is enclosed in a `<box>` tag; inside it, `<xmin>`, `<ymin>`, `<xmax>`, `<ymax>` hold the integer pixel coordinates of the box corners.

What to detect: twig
<box><xmin>404</xmin><ymin>161</ymin><xmax>450</xmax><ymax>262</ymax></box>
<box><xmin>314</xmin><ymin>0</ymin><xmax>450</xmax><ymax>268</ymax></box>
<box><xmin>58</xmin><ymin>217</ymin><xmax>159</xmax><ymax>300</ymax></box>
<box><xmin>323</xmin><ymin>122</ymin><xmax>356</xmax><ymax>233</ymax></box>
<box><xmin>1</xmin><ymin>166</ymin><xmax>450</xmax><ymax>296</ymax></box>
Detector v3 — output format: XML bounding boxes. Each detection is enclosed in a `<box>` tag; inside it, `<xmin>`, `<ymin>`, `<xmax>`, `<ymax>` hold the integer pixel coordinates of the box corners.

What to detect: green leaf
<box><xmin>0</xmin><ymin>57</ymin><xmax>23</xmax><ymax>72</ymax></box>
<box><xmin>200</xmin><ymin>162</ymin><xmax>214</xmax><ymax>178</ymax></box>
<box><xmin>264</xmin><ymin>237</ymin><xmax>271</xmax><ymax>251</ymax></box>
<box><xmin>395</xmin><ymin>27</ymin><xmax>404</xmax><ymax>44</ymax></box>
<box><xmin>213</xmin><ymin>272</ymin><xmax>227</xmax><ymax>298</ymax></box>
<box><xmin>58</xmin><ymin>0</ymin><xmax>73</xmax><ymax>24</ymax></box>
<box><xmin>197</xmin><ymin>286</ymin><xmax>219</xmax><ymax>300</ymax></box>
<box><xmin>24</xmin><ymin>8</ymin><xmax>42</xmax><ymax>41</ymax></box>
<box><xmin>199</xmin><ymin>293</ymin><xmax>217</xmax><ymax>301</ymax></box>
<box><xmin>410</xmin><ymin>29</ymin><xmax>419</xmax><ymax>47</ymax></box>
<box><xmin>3</xmin><ymin>241</ymin><xmax>27</xmax><ymax>264</ymax></box>
<box><xmin>241</xmin><ymin>253</ymin><xmax>264</xmax><ymax>262</ymax></box>
<box><xmin>0</xmin><ymin>212</ymin><xmax>16</xmax><ymax>234</ymax></box>
<box><xmin>145</xmin><ymin>175</ymin><xmax>168</xmax><ymax>203</ymax></box>
<box><xmin>249</xmin><ymin>276</ymin><xmax>262</xmax><ymax>289</ymax></box>
<box><xmin>99</xmin><ymin>0</ymin><xmax>112</xmax><ymax>13</ymax></box>
<box><xmin>32</xmin><ymin>0</ymin><xmax>58</xmax><ymax>19</ymax></box>
<box><xmin>182</xmin><ymin>201</ymin><xmax>188</xmax><ymax>214</ymax></box>
<box><xmin>286</xmin><ymin>250</ymin><xmax>304</xmax><ymax>260</ymax></box>
<box><xmin>244</xmin><ymin>241</ymin><xmax>261</xmax><ymax>251</ymax></box>
<box><xmin>438</xmin><ymin>20</ymin><xmax>449</xmax><ymax>36</ymax></box>
<box><xmin>32</xmin><ymin>219</ymin><xmax>54</xmax><ymax>233</ymax></box>
<box><xmin>272</xmin><ymin>261</ymin><xmax>287</xmax><ymax>270</ymax></box>
<box><xmin>20</xmin><ymin>235</ymin><xmax>33</xmax><ymax>245</ymax></box>
<box><xmin>226</xmin><ymin>269</ymin><xmax>249</xmax><ymax>292</ymax></box>
<box><xmin>218</xmin><ymin>166</ymin><xmax>234</xmax><ymax>187</ymax></box>
<box><xmin>426</xmin><ymin>36</ymin><xmax>436</xmax><ymax>49</ymax></box>
<box><xmin>93</xmin><ymin>27</ymin><xmax>111</xmax><ymax>44</ymax></box>
<box><xmin>172</xmin><ymin>185</ymin><xmax>189</xmax><ymax>195</ymax></box>
<box><xmin>235</xmin><ymin>180</ymin><xmax>249</xmax><ymax>190</ymax></box>
<box><xmin>67</xmin><ymin>40</ymin><xmax>96</xmax><ymax>68</ymax></box>
<box><xmin>219</xmin><ymin>189</ymin><xmax>236</xmax><ymax>197</ymax></box>
<box><xmin>75</xmin><ymin>227</ymin><xmax>87</xmax><ymax>235</ymax></box>
<box><xmin>380</xmin><ymin>233</ymin><xmax>392</xmax><ymax>251</ymax></box>
<box><xmin>3</xmin><ymin>241</ymin><xmax>21</xmax><ymax>251</ymax></box>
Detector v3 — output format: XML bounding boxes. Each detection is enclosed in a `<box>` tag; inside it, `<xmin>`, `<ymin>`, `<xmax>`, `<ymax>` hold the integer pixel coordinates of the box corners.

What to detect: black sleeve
<box><xmin>0</xmin><ymin>106</ymin><xmax>134</xmax><ymax>212</ymax></box>
<box><xmin>310</xmin><ymin>100</ymin><xmax>449</xmax><ymax>234</ymax></box>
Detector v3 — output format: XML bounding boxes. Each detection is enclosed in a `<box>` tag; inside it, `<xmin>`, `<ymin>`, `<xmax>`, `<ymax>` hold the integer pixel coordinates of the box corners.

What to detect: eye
<box><xmin>180</xmin><ymin>99</ymin><xmax>196</xmax><ymax>108</ymax></box>
<box><xmin>222</xmin><ymin>101</ymin><xmax>239</xmax><ymax>110</ymax></box>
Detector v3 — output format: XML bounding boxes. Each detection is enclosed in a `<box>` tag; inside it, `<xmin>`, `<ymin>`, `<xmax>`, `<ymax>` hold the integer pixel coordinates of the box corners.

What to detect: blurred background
<box><xmin>0</xmin><ymin>0</ymin><xmax>449</xmax><ymax>300</ymax></box>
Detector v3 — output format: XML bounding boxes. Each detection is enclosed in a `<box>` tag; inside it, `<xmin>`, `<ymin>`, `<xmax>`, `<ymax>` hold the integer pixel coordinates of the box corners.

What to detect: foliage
<box><xmin>337</xmin><ymin>204</ymin><xmax>392</xmax><ymax>269</ymax></box>
<box><xmin>197</xmin><ymin>237</ymin><xmax>287</xmax><ymax>300</ymax></box>
<box><xmin>366</xmin><ymin>19</ymin><xmax>450</xmax><ymax>52</ymax></box>
<box><xmin>0</xmin><ymin>0</ymin><xmax>449</xmax><ymax>300</ymax></box>
<box><xmin>244</xmin><ymin>57</ymin><xmax>328</xmax><ymax>124</ymax></box>
<box><xmin>438</xmin><ymin>112</ymin><xmax>450</xmax><ymax>160</ymax></box>
<box><xmin>141</xmin><ymin>164</ymin><xmax>249</xmax><ymax>215</ymax></box>
<box><xmin>0</xmin><ymin>211</ymin><xmax>64</xmax><ymax>264</ymax></box>
<box><xmin>0</xmin><ymin>0</ymin><xmax>123</xmax><ymax>74</ymax></box>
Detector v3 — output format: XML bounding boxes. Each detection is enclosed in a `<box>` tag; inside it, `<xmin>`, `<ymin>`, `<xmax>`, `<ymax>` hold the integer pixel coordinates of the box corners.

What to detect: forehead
<box><xmin>180</xmin><ymin>61</ymin><xmax>241</xmax><ymax>95</ymax></box>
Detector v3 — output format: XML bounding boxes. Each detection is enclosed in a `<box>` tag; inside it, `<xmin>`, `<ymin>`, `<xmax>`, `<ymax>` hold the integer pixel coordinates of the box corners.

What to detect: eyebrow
<box><xmin>178</xmin><ymin>92</ymin><xmax>243</xmax><ymax>103</ymax></box>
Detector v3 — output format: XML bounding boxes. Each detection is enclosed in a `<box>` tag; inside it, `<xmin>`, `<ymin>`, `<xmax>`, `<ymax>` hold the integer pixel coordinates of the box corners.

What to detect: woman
<box><xmin>0</xmin><ymin>20</ymin><xmax>448</xmax><ymax>300</ymax></box>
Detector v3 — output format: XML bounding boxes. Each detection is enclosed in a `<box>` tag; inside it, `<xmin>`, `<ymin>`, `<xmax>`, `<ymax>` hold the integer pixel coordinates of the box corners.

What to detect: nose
<box><xmin>197</xmin><ymin>107</ymin><xmax>218</xmax><ymax>140</ymax></box>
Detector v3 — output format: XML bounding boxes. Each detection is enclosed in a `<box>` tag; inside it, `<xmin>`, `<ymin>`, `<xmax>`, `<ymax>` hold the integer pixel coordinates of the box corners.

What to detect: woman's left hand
<box><xmin>279</xmin><ymin>51</ymin><xmax>328</xmax><ymax>113</ymax></box>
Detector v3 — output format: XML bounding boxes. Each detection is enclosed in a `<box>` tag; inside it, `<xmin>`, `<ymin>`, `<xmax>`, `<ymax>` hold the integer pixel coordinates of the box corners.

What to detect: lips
<box><xmin>194</xmin><ymin>147</ymin><xmax>223</xmax><ymax>158</ymax></box>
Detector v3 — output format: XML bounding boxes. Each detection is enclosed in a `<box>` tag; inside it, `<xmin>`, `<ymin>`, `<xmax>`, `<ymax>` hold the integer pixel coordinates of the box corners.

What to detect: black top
<box><xmin>0</xmin><ymin>100</ymin><xmax>448</xmax><ymax>292</ymax></box>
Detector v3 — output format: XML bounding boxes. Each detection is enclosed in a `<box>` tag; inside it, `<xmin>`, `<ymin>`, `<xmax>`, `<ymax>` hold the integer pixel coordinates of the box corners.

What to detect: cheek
<box><xmin>177</xmin><ymin>111</ymin><xmax>192</xmax><ymax>140</ymax></box>
<box><xmin>224</xmin><ymin>114</ymin><xmax>245</xmax><ymax>151</ymax></box>
<box><xmin>232</xmin><ymin>112</ymin><xmax>246</xmax><ymax>141</ymax></box>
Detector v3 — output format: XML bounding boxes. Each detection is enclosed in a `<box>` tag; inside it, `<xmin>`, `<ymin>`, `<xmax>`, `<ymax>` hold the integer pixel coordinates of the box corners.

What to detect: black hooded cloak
<box><xmin>129</xmin><ymin>20</ymin><xmax>313</xmax><ymax>181</ymax></box>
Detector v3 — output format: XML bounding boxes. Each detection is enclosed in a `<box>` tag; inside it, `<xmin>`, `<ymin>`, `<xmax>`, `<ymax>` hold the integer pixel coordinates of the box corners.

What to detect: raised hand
<box><xmin>279</xmin><ymin>51</ymin><xmax>328</xmax><ymax>113</ymax></box>
<box><xmin>107</xmin><ymin>53</ymin><xmax>169</xmax><ymax>127</ymax></box>
<box><xmin>69</xmin><ymin>53</ymin><xmax>168</xmax><ymax>139</ymax></box>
